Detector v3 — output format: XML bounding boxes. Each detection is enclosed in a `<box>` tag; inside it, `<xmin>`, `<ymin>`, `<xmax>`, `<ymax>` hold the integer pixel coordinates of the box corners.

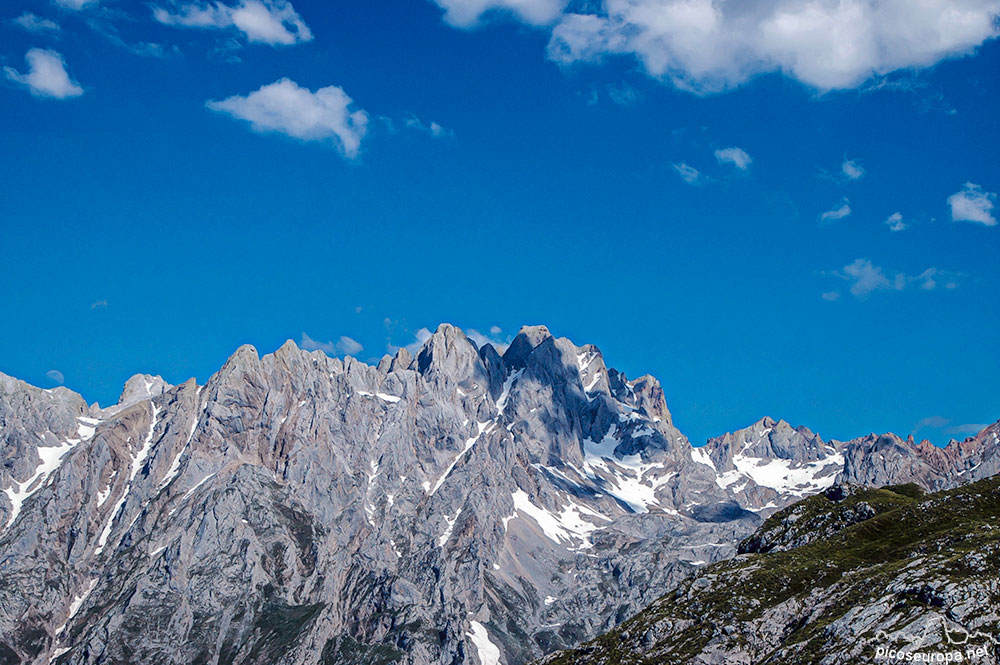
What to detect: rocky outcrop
<box><xmin>537</xmin><ymin>475</ymin><xmax>1000</xmax><ymax>665</ymax></box>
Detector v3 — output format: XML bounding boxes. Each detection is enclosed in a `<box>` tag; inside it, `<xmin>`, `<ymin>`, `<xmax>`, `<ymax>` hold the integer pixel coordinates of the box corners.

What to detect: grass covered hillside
<box><xmin>538</xmin><ymin>476</ymin><xmax>1000</xmax><ymax>665</ymax></box>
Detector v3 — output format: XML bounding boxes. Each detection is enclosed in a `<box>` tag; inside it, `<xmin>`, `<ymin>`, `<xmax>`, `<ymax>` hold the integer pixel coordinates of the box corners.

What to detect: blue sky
<box><xmin>1</xmin><ymin>0</ymin><xmax>998</xmax><ymax>447</ymax></box>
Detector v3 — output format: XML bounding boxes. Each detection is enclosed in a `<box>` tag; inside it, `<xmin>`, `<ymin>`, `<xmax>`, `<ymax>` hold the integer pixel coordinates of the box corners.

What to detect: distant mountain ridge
<box><xmin>1</xmin><ymin>324</ymin><xmax>996</xmax><ymax>665</ymax></box>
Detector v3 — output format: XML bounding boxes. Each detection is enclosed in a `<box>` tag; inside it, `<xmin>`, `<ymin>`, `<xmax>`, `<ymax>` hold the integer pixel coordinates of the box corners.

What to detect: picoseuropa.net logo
<box><xmin>874</xmin><ymin>618</ymin><xmax>999</xmax><ymax>663</ymax></box>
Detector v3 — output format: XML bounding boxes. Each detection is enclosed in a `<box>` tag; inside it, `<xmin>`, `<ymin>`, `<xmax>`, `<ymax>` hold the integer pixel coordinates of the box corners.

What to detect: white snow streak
<box><xmin>428</xmin><ymin>421</ymin><xmax>492</xmax><ymax>495</ymax></box>
<box><xmin>95</xmin><ymin>405</ymin><xmax>160</xmax><ymax>555</ymax></box>
<box><xmin>467</xmin><ymin>621</ymin><xmax>502</xmax><ymax>665</ymax></box>
<box><xmin>2</xmin><ymin>418</ymin><xmax>99</xmax><ymax>531</ymax></box>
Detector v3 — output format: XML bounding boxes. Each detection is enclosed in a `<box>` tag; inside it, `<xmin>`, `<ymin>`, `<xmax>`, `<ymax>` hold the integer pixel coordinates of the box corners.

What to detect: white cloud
<box><xmin>832</xmin><ymin>258</ymin><xmax>961</xmax><ymax>299</ymax></box>
<box><xmin>404</xmin><ymin>116</ymin><xmax>454</xmax><ymax>138</ymax></box>
<box><xmin>12</xmin><ymin>12</ymin><xmax>61</xmax><ymax>33</ymax></box>
<box><xmin>90</xmin><ymin>299</ymin><xmax>108</xmax><ymax>309</ymax></box>
<box><xmin>821</xmin><ymin>290</ymin><xmax>841</xmax><ymax>301</ymax></box>
<box><xmin>947</xmin><ymin>182</ymin><xmax>997</xmax><ymax>226</ymax></box>
<box><xmin>207</xmin><ymin>78</ymin><xmax>368</xmax><ymax>158</ymax></box>
<box><xmin>914</xmin><ymin>415</ymin><xmax>950</xmax><ymax>431</ymax></box>
<box><xmin>432</xmin><ymin>0</ymin><xmax>567</xmax><ymax>27</ymax></box>
<box><xmin>154</xmin><ymin>0</ymin><xmax>312</xmax><ymax>45</ymax></box>
<box><xmin>820</xmin><ymin>199</ymin><xmax>852</xmax><ymax>222</ymax></box>
<box><xmin>606</xmin><ymin>82</ymin><xmax>642</xmax><ymax>105</ymax></box>
<box><xmin>842</xmin><ymin>159</ymin><xmax>865</xmax><ymax>180</ymax></box>
<box><xmin>885</xmin><ymin>212</ymin><xmax>907</xmax><ymax>232</ymax></box>
<box><xmin>301</xmin><ymin>332</ymin><xmax>363</xmax><ymax>356</ymax></box>
<box><xmin>714</xmin><ymin>146</ymin><xmax>752</xmax><ymax>170</ymax></box>
<box><xmin>441</xmin><ymin>0</ymin><xmax>1000</xmax><ymax>93</ymax></box>
<box><xmin>395</xmin><ymin>328</ymin><xmax>434</xmax><ymax>355</ymax></box>
<box><xmin>46</xmin><ymin>369</ymin><xmax>64</xmax><ymax>385</ymax></box>
<box><xmin>4</xmin><ymin>49</ymin><xmax>83</xmax><ymax>99</ymax></box>
<box><xmin>53</xmin><ymin>0</ymin><xmax>98</xmax><ymax>9</ymax></box>
<box><xmin>672</xmin><ymin>162</ymin><xmax>701</xmax><ymax>184</ymax></box>
<box><xmin>835</xmin><ymin>258</ymin><xmax>900</xmax><ymax>298</ymax></box>
<box><xmin>948</xmin><ymin>423</ymin><xmax>987</xmax><ymax>436</ymax></box>
<box><xmin>467</xmin><ymin>328</ymin><xmax>510</xmax><ymax>352</ymax></box>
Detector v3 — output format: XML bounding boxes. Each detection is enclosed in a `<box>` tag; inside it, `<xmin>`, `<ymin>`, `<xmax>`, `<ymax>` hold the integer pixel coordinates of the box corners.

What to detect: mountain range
<box><xmin>1</xmin><ymin>324</ymin><xmax>996</xmax><ymax>665</ymax></box>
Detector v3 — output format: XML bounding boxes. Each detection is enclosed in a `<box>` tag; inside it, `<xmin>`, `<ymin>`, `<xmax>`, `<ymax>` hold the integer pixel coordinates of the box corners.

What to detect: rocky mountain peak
<box><xmin>414</xmin><ymin>323</ymin><xmax>487</xmax><ymax>387</ymax></box>
<box><xmin>116</xmin><ymin>374</ymin><xmax>172</xmax><ymax>410</ymax></box>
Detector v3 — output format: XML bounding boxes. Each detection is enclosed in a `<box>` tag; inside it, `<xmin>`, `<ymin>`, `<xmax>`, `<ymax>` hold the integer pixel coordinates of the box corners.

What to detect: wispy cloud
<box><xmin>53</xmin><ymin>0</ymin><xmax>98</xmax><ymax>9</ymax></box>
<box><xmin>432</xmin><ymin>0</ymin><xmax>566</xmax><ymax>27</ymax></box>
<box><xmin>913</xmin><ymin>415</ymin><xmax>950</xmax><ymax>432</ymax></box>
<box><xmin>948</xmin><ymin>182</ymin><xmax>996</xmax><ymax>226</ymax></box>
<box><xmin>714</xmin><ymin>146</ymin><xmax>752</xmax><ymax>170</ymax></box>
<box><xmin>300</xmin><ymin>332</ymin><xmax>363</xmax><ymax>356</ymax></box>
<box><xmin>672</xmin><ymin>162</ymin><xmax>702</xmax><ymax>185</ymax></box>
<box><xmin>820</xmin><ymin>291</ymin><xmax>840</xmax><ymax>302</ymax></box>
<box><xmin>885</xmin><ymin>212</ymin><xmax>907</xmax><ymax>232</ymax></box>
<box><xmin>913</xmin><ymin>417</ymin><xmax>989</xmax><ymax>439</ymax></box>
<box><xmin>207</xmin><ymin>78</ymin><xmax>369</xmax><ymax>158</ymax></box>
<box><xmin>829</xmin><ymin>258</ymin><xmax>961</xmax><ymax>300</ymax></box>
<box><xmin>387</xmin><ymin>327</ymin><xmax>434</xmax><ymax>355</ymax></box>
<box><xmin>11</xmin><ymin>12</ymin><xmax>61</xmax><ymax>33</ymax></box>
<box><xmin>4</xmin><ymin>48</ymin><xmax>83</xmax><ymax>99</ymax></box>
<box><xmin>154</xmin><ymin>0</ymin><xmax>312</xmax><ymax>46</ymax></box>
<box><xmin>948</xmin><ymin>423</ymin><xmax>987</xmax><ymax>437</ymax></box>
<box><xmin>606</xmin><ymin>82</ymin><xmax>642</xmax><ymax>106</ymax></box>
<box><xmin>820</xmin><ymin>199</ymin><xmax>851</xmax><ymax>222</ymax></box>
<box><xmin>46</xmin><ymin>369</ymin><xmax>65</xmax><ymax>385</ymax></box>
<box><xmin>841</xmin><ymin>159</ymin><xmax>864</xmax><ymax>180</ymax></box>
<box><xmin>404</xmin><ymin>116</ymin><xmax>454</xmax><ymax>138</ymax></box>
<box><xmin>90</xmin><ymin>299</ymin><xmax>108</xmax><ymax>309</ymax></box>
<box><xmin>467</xmin><ymin>326</ymin><xmax>510</xmax><ymax>352</ymax></box>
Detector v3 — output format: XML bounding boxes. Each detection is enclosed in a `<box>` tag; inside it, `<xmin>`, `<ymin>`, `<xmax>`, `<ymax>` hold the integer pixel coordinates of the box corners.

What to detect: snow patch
<box><xmin>495</xmin><ymin>369</ymin><xmax>523</xmax><ymax>415</ymax></box>
<box><xmin>438</xmin><ymin>507</ymin><xmax>462</xmax><ymax>547</ymax></box>
<box><xmin>467</xmin><ymin>621</ymin><xmax>502</xmax><ymax>665</ymax></box>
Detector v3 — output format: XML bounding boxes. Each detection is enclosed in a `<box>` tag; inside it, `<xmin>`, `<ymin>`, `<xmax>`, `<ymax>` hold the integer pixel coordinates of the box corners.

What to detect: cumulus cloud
<box><xmin>154</xmin><ymin>0</ymin><xmax>312</xmax><ymax>45</ymax></box>
<box><xmin>885</xmin><ymin>212</ymin><xmax>907</xmax><ymax>232</ymax></box>
<box><xmin>714</xmin><ymin>146</ymin><xmax>752</xmax><ymax>170</ymax></box>
<box><xmin>432</xmin><ymin>0</ymin><xmax>567</xmax><ymax>27</ymax></box>
<box><xmin>830</xmin><ymin>258</ymin><xmax>961</xmax><ymax>299</ymax></box>
<box><xmin>207</xmin><ymin>78</ymin><xmax>369</xmax><ymax>158</ymax></box>
<box><xmin>4</xmin><ymin>49</ymin><xmax>83</xmax><ymax>98</ymax></box>
<box><xmin>301</xmin><ymin>332</ymin><xmax>363</xmax><ymax>356</ymax></box>
<box><xmin>12</xmin><ymin>12</ymin><xmax>61</xmax><ymax>33</ymax></box>
<box><xmin>841</xmin><ymin>159</ymin><xmax>865</xmax><ymax>180</ymax></box>
<box><xmin>820</xmin><ymin>199</ymin><xmax>852</xmax><ymax>222</ymax></box>
<box><xmin>672</xmin><ymin>162</ymin><xmax>702</xmax><ymax>184</ymax></box>
<box><xmin>947</xmin><ymin>182</ymin><xmax>997</xmax><ymax>226</ymax></box>
<box><xmin>441</xmin><ymin>0</ymin><xmax>1000</xmax><ymax>93</ymax></box>
<box><xmin>46</xmin><ymin>369</ymin><xmax>65</xmax><ymax>385</ymax></box>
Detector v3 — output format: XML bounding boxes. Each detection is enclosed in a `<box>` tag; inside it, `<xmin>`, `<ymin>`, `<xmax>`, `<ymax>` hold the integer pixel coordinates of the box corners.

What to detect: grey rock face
<box><xmin>0</xmin><ymin>326</ymin><xmax>758</xmax><ymax>665</ymax></box>
<box><xmin>836</xmin><ymin>421</ymin><xmax>1000</xmax><ymax>491</ymax></box>
<box><xmin>1</xmin><ymin>326</ymin><xmax>995</xmax><ymax>665</ymax></box>
<box><xmin>693</xmin><ymin>417</ymin><xmax>844</xmax><ymax>515</ymax></box>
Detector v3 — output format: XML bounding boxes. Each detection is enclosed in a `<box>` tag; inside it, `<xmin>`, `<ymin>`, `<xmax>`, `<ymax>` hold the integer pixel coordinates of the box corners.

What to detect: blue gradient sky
<box><xmin>1</xmin><ymin>0</ymin><xmax>998</xmax><ymax>446</ymax></box>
